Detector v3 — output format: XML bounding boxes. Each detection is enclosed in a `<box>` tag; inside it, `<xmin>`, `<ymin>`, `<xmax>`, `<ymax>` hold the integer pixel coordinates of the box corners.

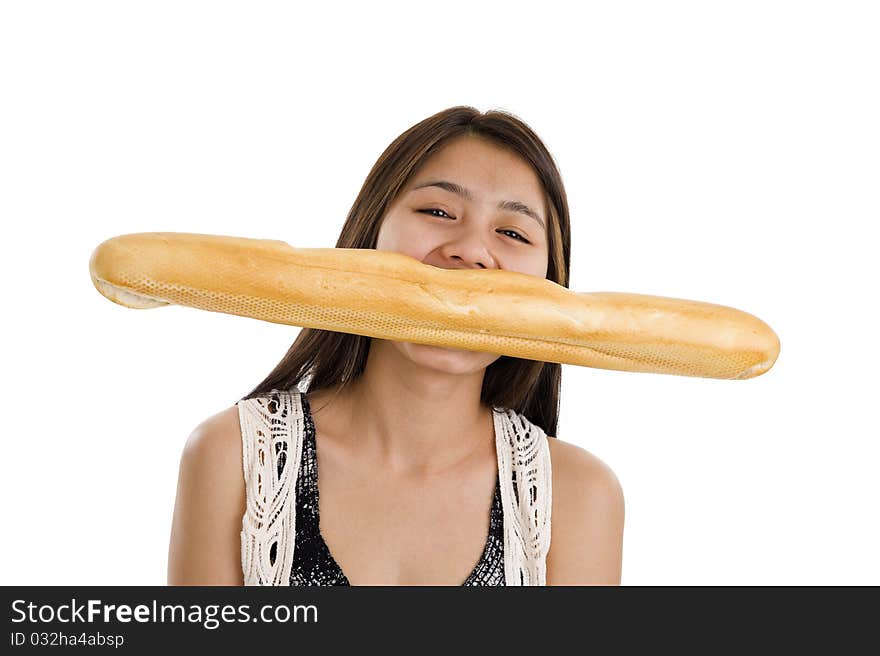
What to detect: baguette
<box><xmin>88</xmin><ymin>232</ymin><xmax>780</xmax><ymax>379</ymax></box>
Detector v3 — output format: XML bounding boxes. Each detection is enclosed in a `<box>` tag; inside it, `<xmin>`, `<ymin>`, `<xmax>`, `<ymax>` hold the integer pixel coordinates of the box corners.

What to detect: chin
<box><xmin>403</xmin><ymin>342</ymin><xmax>497</xmax><ymax>374</ymax></box>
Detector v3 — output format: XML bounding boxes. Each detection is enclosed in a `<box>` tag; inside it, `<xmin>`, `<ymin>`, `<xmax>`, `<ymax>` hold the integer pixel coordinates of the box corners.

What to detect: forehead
<box><xmin>410</xmin><ymin>136</ymin><xmax>545</xmax><ymax>206</ymax></box>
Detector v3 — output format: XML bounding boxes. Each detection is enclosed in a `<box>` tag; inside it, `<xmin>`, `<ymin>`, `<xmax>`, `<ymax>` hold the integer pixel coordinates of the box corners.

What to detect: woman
<box><xmin>167</xmin><ymin>106</ymin><xmax>625</xmax><ymax>586</ymax></box>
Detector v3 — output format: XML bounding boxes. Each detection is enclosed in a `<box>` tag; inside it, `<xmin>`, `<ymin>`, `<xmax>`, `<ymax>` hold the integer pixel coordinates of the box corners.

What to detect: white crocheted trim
<box><xmin>493</xmin><ymin>407</ymin><xmax>553</xmax><ymax>585</ymax></box>
<box><xmin>239</xmin><ymin>390</ymin><xmax>552</xmax><ymax>586</ymax></box>
<box><xmin>238</xmin><ymin>391</ymin><xmax>302</xmax><ymax>586</ymax></box>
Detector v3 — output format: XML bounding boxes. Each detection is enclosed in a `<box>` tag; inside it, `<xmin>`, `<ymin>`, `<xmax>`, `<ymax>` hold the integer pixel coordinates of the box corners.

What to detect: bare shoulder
<box><xmin>544</xmin><ymin>435</ymin><xmax>624</xmax><ymax>500</ymax></box>
<box><xmin>167</xmin><ymin>405</ymin><xmax>246</xmax><ymax>585</ymax></box>
<box><xmin>543</xmin><ymin>434</ymin><xmax>625</xmax><ymax>586</ymax></box>
<box><xmin>181</xmin><ymin>405</ymin><xmax>244</xmax><ymax>469</ymax></box>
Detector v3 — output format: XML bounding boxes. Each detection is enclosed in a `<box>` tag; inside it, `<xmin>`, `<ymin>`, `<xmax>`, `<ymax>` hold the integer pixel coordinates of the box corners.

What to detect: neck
<box><xmin>312</xmin><ymin>339</ymin><xmax>496</xmax><ymax>480</ymax></box>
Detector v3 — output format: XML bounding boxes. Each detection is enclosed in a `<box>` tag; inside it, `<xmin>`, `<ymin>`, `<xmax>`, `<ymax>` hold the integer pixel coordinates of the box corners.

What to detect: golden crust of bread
<box><xmin>89</xmin><ymin>232</ymin><xmax>780</xmax><ymax>379</ymax></box>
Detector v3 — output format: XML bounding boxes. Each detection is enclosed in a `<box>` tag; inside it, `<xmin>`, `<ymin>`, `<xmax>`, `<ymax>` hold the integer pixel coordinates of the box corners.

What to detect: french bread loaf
<box><xmin>88</xmin><ymin>232</ymin><xmax>780</xmax><ymax>379</ymax></box>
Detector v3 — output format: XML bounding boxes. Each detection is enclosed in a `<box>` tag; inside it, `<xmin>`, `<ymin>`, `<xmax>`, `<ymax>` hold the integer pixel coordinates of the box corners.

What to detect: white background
<box><xmin>1</xmin><ymin>1</ymin><xmax>877</xmax><ymax>585</ymax></box>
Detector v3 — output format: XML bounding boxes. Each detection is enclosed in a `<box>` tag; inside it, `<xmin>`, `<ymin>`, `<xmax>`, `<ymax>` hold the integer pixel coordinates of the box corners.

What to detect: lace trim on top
<box><xmin>289</xmin><ymin>393</ymin><xmax>505</xmax><ymax>586</ymax></box>
<box><xmin>239</xmin><ymin>388</ymin><xmax>552</xmax><ymax>586</ymax></box>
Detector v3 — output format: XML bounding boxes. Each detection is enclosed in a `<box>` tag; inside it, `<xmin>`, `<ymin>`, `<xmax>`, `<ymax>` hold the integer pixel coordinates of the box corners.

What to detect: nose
<box><xmin>436</xmin><ymin>233</ymin><xmax>496</xmax><ymax>270</ymax></box>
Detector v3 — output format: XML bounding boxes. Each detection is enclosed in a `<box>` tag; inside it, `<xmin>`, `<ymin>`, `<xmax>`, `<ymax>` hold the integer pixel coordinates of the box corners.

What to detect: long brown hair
<box><xmin>239</xmin><ymin>105</ymin><xmax>571</xmax><ymax>439</ymax></box>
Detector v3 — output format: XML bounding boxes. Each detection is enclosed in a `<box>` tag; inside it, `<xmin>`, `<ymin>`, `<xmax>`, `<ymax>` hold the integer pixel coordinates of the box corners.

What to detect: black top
<box><xmin>289</xmin><ymin>393</ymin><xmax>506</xmax><ymax>586</ymax></box>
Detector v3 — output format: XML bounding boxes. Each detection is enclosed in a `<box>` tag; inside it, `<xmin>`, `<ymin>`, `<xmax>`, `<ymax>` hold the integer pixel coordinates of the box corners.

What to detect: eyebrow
<box><xmin>410</xmin><ymin>179</ymin><xmax>546</xmax><ymax>230</ymax></box>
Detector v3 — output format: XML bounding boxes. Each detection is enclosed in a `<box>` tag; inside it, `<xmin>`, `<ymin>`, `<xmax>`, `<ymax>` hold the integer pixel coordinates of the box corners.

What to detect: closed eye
<box><xmin>417</xmin><ymin>208</ymin><xmax>531</xmax><ymax>244</ymax></box>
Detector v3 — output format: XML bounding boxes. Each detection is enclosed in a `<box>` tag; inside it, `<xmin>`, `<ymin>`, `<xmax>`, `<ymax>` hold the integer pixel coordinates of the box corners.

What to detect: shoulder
<box><xmin>167</xmin><ymin>405</ymin><xmax>246</xmax><ymax>585</ymax></box>
<box><xmin>543</xmin><ymin>434</ymin><xmax>625</xmax><ymax>585</ymax></box>
<box><xmin>179</xmin><ymin>404</ymin><xmax>247</xmax><ymax>513</ymax></box>
<box><xmin>191</xmin><ymin>402</ymin><xmax>243</xmax><ymax>443</ymax></box>
<box><xmin>182</xmin><ymin>405</ymin><xmax>244</xmax><ymax>475</ymax></box>
<box><xmin>544</xmin><ymin>435</ymin><xmax>623</xmax><ymax>503</ymax></box>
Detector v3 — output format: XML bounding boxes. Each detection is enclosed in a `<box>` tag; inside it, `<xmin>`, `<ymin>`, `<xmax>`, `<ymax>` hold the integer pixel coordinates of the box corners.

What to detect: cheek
<box><xmin>522</xmin><ymin>250</ymin><xmax>550</xmax><ymax>279</ymax></box>
<box><xmin>376</xmin><ymin>212</ymin><xmax>433</xmax><ymax>260</ymax></box>
<box><xmin>535</xmin><ymin>257</ymin><xmax>549</xmax><ymax>280</ymax></box>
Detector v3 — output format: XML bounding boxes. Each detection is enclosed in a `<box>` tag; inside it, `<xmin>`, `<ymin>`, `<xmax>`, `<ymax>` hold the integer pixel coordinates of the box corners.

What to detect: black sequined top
<box><xmin>289</xmin><ymin>393</ymin><xmax>506</xmax><ymax>586</ymax></box>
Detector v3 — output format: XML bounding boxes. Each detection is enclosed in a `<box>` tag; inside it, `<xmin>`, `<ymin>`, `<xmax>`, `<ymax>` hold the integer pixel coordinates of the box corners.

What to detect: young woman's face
<box><xmin>375</xmin><ymin>134</ymin><xmax>551</xmax><ymax>374</ymax></box>
<box><xmin>378</xmin><ymin>134</ymin><xmax>550</xmax><ymax>276</ymax></box>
